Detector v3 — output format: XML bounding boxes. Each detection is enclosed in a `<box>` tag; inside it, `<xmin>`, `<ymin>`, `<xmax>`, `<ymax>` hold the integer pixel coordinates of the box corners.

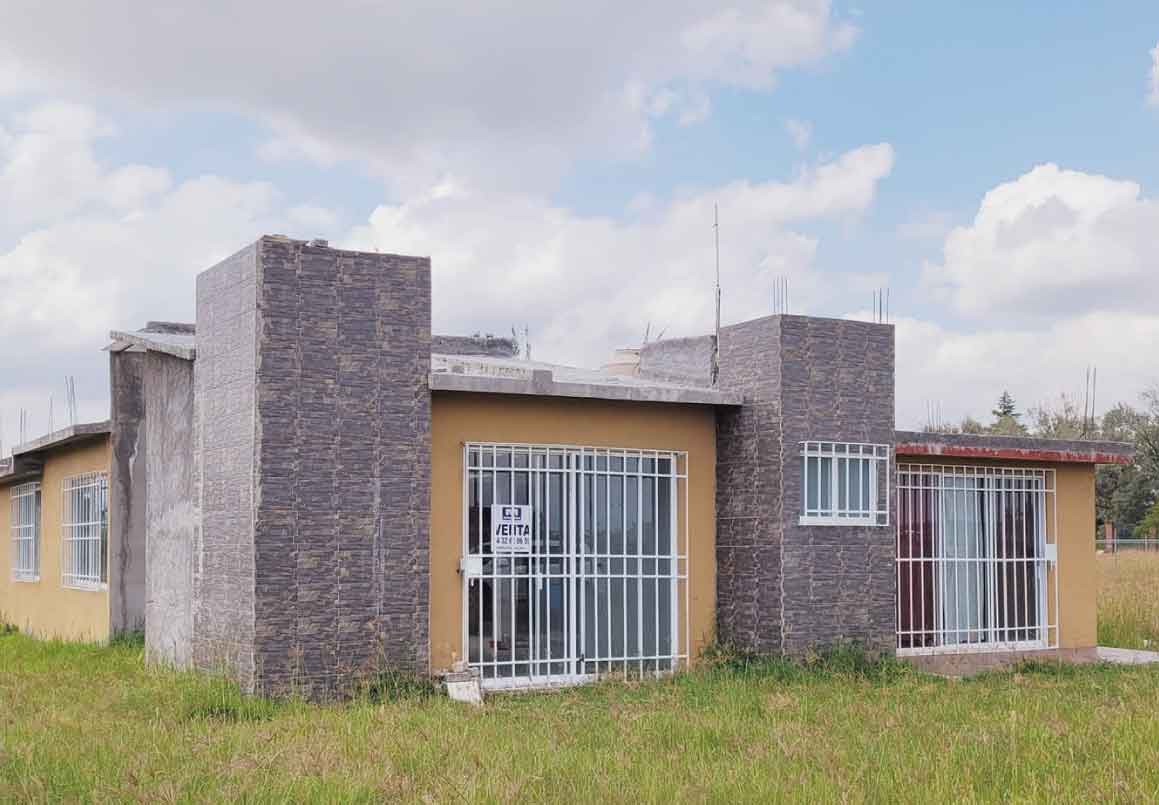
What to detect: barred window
<box><xmin>10</xmin><ymin>482</ymin><xmax>41</xmax><ymax>581</ymax></box>
<box><xmin>61</xmin><ymin>472</ymin><xmax>109</xmax><ymax>589</ymax></box>
<box><xmin>800</xmin><ymin>441</ymin><xmax>890</xmax><ymax>526</ymax></box>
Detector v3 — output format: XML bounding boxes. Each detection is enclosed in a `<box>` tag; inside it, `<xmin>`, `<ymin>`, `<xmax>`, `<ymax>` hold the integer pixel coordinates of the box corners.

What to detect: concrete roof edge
<box><xmin>430</xmin><ymin>372</ymin><xmax>743</xmax><ymax>406</ymax></box>
<box><xmin>107</xmin><ymin>329</ymin><xmax>196</xmax><ymax>360</ymax></box>
<box><xmin>13</xmin><ymin>420</ymin><xmax>113</xmax><ymax>457</ymax></box>
<box><xmin>895</xmin><ymin>429</ymin><xmax>1135</xmax><ymax>465</ymax></box>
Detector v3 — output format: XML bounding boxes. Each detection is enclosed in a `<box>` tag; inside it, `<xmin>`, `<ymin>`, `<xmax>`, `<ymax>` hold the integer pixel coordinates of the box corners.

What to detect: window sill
<box><xmin>11</xmin><ymin>574</ymin><xmax>40</xmax><ymax>583</ymax></box>
<box><xmin>61</xmin><ymin>581</ymin><xmax>108</xmax><ymax>592</ymax></box>
<box><xmin>798</xmin><ymin>516</ymin><xmax>880</xmax><ymax>527</ymax></box>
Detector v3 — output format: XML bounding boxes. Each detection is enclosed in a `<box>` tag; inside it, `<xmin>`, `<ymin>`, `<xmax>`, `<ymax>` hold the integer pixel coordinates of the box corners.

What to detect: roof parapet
<box><xmin>895</xmin><ymin>430</ymin><xmax>1135</xmax><ymax>465</ymax></box>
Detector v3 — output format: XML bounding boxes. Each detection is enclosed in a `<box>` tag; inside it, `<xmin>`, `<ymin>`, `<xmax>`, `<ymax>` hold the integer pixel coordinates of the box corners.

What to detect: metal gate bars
<box><xmin>462</xmin><ymin>443</ymin><xmax>689</xmax><ymax>688</ymax></box>
<box><xmin>896</xmin><ymin>464</ymin><xmax>1059</xmax><ymax>654</ymax></box>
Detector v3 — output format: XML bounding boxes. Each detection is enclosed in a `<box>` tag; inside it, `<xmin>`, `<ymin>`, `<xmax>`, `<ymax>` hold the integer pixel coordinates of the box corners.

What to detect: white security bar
<box><xmin>800</xmin><ymin>441</ymin><xmax>891</xmax><ymax>526</ymax></box>
<box><xmin>60</xmin><ymin>472</ymin><xmax>109</xmax><ymax>590</ymax></box>
<box><xmin>10</xmin><ymin>481</ymin><xmax>41</xmax><ymax>581</ymax></box>
<box><xmin>462</xmin><ymin>443</ymin><xmax>689</xmax><ymax>688</ymax></box>
<box><xmin>896</xmin><ymin>464</ymin><xmax>1058</xmax><ymax>655</ymax></box>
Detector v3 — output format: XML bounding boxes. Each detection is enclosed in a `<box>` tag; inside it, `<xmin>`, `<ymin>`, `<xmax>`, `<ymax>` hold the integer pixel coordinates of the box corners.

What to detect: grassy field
<box><xmin>1098</xmin><ymin>551</ymin><xmax>1159</xmax><ymax>650</ymax></box>
<box><xmin>2</xmin><ymin>634</ymin><xmax>1159</xmax><ymax>803</ymax></box>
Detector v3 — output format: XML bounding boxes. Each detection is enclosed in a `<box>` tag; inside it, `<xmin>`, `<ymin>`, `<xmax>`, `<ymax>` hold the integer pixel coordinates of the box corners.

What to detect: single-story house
<box><xmin>0</xmin><ymin>235</ymin><xmax>1134</xmax><ymax>694</ymax></box>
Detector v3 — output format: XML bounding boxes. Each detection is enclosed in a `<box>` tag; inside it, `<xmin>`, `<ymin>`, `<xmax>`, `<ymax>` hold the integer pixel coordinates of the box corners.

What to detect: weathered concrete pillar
<box><xmin>143</xmin><ymin>351</ymin><xmax>196</xmax><ymax>666</ymax></box>
<box><xmin>194</xmin><ymin>236</ymin><xmax>432</xmax><ymax>696</ymax></box>
<box><xmin>109</xmin><ymin>350</ymin><xmax>147</xmax><ymax>634</ymax></box>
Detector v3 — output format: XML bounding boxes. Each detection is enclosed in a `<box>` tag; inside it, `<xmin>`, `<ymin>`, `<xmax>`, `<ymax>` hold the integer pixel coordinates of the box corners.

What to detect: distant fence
<box><xmin>1097</xmin><ymin>539</ymin><xmax>1159</xmax><ymax>554</ymax></box>
<box><xmin>1096</xmin><ymin>522</ymin><xmax>1159</xmax><ymax>553</ymax></box>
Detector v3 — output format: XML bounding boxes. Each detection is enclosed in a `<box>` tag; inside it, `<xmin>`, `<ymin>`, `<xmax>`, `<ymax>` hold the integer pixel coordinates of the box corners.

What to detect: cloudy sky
<box><xmin>2</xmin><ymin>2</ymin><xmax>1158</xmax><ymax>448</ymax></box>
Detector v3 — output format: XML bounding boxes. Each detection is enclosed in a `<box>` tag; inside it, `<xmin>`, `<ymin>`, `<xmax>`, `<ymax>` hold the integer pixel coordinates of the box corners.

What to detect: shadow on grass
<box><xmin>697</xmin><ymin>641</ymin><xmax>915</xmax><ymax>685</ymax></box>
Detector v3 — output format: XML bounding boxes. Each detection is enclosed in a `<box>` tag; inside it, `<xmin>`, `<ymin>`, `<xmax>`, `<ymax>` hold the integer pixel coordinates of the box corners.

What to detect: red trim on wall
<box><xmin>895</xmin><ymin>442</ymin><xmax>1132</xmax><ymax>465</ymax></box>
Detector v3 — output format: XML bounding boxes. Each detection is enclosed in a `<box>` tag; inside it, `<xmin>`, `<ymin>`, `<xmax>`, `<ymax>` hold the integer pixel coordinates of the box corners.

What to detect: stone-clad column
<box><xmin>715</xmin><ymin>314</ymin><xmax>895</xmax><ymax>657</ymax></box>
<box><xmin>194</xmin><ymin>236</ymin><xmax>432</xmax><ymax>696</ymax></box>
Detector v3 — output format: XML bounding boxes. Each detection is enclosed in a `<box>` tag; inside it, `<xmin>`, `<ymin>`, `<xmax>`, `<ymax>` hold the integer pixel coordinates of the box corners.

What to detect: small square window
<box><xmin>799</xmin><ymin>442</ymin><xmax>889</xmax><ymax>526</ymax></box>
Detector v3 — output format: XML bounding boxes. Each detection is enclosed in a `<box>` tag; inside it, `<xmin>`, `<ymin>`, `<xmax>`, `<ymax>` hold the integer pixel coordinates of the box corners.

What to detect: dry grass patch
<box><xmin>1098</xmin><ymin>551</ymin><xmax>1159</xmax><ymax>650</ymax></box>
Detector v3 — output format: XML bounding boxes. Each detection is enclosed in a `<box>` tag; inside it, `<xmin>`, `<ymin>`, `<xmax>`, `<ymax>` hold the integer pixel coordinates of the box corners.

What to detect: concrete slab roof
<box><xmin>431</xmin><ymin>353</ymin><xmax>743</xmax><ymax>406</ymax></box>
<box><xmin>11</xmin><ymin>420</ymin><xmax>112</xmax><ymax>458</ymax></box>
<box><xmin>895</xmin><ymin>430</ymin><xmax>1135</xmax><ymax>465</ymax></box>
<box><xmin>107</xmin><ymin>328</ymin><xmax>196</xmax><ymax>360</ymax></box>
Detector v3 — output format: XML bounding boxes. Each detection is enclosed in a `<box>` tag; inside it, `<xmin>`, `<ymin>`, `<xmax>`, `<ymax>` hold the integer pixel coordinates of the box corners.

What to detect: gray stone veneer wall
<box><xmin>109</xmin><ymin>350</ymin><xmax>147</xmax><ymax>634</ymax></box>
<box><xmin>714</xmin><ymin>315</ymin><xmax>895</xmax><ymax>657</ymax></box>
<box><xmin>777</xmin><ymin>316</ymin><xmax>895</xmax><ymax>656</ymax></box>
<box><xmin>194</xmin><ymin>242</ymin><xmax>259</xmax><ymax>684</ymax></box>
<box><xmin>144</xmin><ymin>351</ymin><xmax>197</xmax><ymax>667</ymax></box>
<box><xmin>714</xmin><ymin>317</ymin><xmax>784</xmax><ymax>653</ymax></box>
<box><xmin>251</xmin><ymin>237</ymin><xmax>431</xmax><ymax>695</ymax></box>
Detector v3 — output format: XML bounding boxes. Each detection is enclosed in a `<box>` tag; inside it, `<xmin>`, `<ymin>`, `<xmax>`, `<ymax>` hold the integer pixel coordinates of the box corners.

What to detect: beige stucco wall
<box><xmin>429</xmin><ymin>392</ymin><xmax>718</xmax><ymax>673</ymax></box>
<box><xmin>0</xmin><ymin>437</ymin><xmax>112</xmax><ymax>641</ymax></box>
<box><xmin>897</xmin><ymin>456</ymin><xmax>1097</xmax><ymax>650</ymax></box>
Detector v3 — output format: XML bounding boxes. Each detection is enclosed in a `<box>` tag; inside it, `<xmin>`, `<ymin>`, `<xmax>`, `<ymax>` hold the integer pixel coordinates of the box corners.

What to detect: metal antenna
<box><xmin>712</xmin><ymin>203</ymin><xmax>721</xmax><ymax>385</ymax></box>
<box><xmin>1090</xmin><ymin>366</ymin><xmax>1098</xmax><ymax>434</ymax></box>
<box><xmin>49</xmin><ymin>395</ymin><xmax>54</xmax><ymax>435</ymax></box>
<box><xmin>885</xmin><ymin>288</ymin><xmax>890</xmax><ymax>323</ymax></box>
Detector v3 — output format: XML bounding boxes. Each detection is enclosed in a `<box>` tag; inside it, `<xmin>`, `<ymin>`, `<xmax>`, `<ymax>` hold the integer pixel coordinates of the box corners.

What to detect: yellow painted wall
<box><xmin>896</xmin><ymin>457</ymin><xmax>1097</xmax><ymax>650</ymax></box>
<box><xmin>0</xmin><ymin>437</ymin><xmax>112</xmax><ymax>641</ymax></box>
<box><xmin>429</xmin><ymin>393</ymin><xmax>718</xmax><ymax>673</ymax></box>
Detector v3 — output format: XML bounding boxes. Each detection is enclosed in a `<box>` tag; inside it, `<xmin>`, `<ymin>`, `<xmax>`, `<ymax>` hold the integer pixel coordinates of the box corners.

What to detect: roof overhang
<box><xmin>430</xmin><ymin>354</ymin><xmax>742</xmax><ymax>406</ymax></box>
<box><xmin>107</xmin><ymin>329</ymin><xmax>196</xmax><ymax>361</ymax></box>
<box><xmin>11</xmin><ymin>420</ymin><xmax>113</xmax><ymax>458</ymax></box>
<box><xmin>895</xmin><ymin>430</ymin><xmax>1134</xmax><ymax>465</ymax></box>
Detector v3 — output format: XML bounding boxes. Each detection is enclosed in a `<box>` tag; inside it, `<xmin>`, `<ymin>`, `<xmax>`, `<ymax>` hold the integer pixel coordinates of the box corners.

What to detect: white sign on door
<box><xmin>491</xmin><ymin>504</ymin><xmax>533</xmax><ymax>552</ymax></box>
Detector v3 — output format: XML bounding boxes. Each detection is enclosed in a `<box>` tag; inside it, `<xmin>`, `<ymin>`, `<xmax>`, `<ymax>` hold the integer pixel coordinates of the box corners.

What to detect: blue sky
<box><xmin>1</xmin><ymin>1</ymin><xmax>1158</xmax><ymax>447</ymax></box>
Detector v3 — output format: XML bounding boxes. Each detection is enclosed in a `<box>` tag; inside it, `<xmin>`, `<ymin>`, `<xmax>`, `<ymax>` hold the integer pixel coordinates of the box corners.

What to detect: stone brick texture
<box><xmin>777</xmin><ymin>316</ymin><xmax>895</xmax><ymax>657</ymax></box>
<box><xmin>714</xmin><ymin>317</ymin><xmax>785</xmax><ymax>653</ymax></box>
<box><xmin>194</xmin><ymin>242</ymin><xmax>260</xmax><ymax>684</ymax></box>
<box><xmin>715</xmin><ymin>315</ymin><xmax>895</xmax><ymax>658</ymax></box>
<box><xmin>251</xmin><ymin>237</ymin><xmax>431</xmax><ymax>696</ymax></box>
<box><xmin>432</xmin><ymin>334</ymin><xmax>517</xmax><ymax>357</ymax></box>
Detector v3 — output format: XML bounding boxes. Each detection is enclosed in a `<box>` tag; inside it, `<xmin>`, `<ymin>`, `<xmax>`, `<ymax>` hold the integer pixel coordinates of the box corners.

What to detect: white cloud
<box><xmin>784</xmin><ymin>118</ymin><xmax>812</xmax><ymax>150</ymax></box>
<box><xmin>1149</xmin><ymin>41</ymin><xmax>1159</xmax><ymax>106</ymax></box>
<box><xmin>895</xmin><ymin>162</ymin><xmax>1159</xmax><ymax>428</ymax></box>
<box><xmin>0</xmin><ymin>1</ymin><xmax>857</xmax><ymax>191</ymax></box>
<box><xmin>892</xmin><ymin>312</ymin><xmax>1159</xmax><ymax>430</ymax></box>
<box><xmin>922</xmin><ymin>163</ymin><xmax>1159</xmax><ymax>320</ymax></box>
<box><xmin>347</xmin><ymin>142</ymin><xmax>894</xmax><ymax>367</ymax></box>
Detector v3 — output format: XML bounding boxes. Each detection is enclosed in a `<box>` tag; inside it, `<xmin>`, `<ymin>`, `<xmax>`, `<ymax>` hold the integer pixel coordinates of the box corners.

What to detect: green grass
<box><xmin>3</xmin><ymin>636</ymin><xmax>1159</xmax><ymax>802</ymax></box>
<box><xmin>1099</xmin><ymin>552</ymin><xmax>1159</xmax><ymax>650</ymax></box>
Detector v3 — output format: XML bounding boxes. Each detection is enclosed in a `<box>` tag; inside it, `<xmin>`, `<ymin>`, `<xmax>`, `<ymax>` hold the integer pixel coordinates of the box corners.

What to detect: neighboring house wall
<box><xmin>144</xmin><ymin>351</ymin><xmax>197</xmax><ymax>666</ymax></box>
<box><xmin>428</xmin><ymin>392</ymin><xmax>718</xmax><ymax>673</ymax></box>
<box><xmin>714</xmin><ymin>315</ymin><xmax>895</xmax><ymax>657</ymax></box>
<box><xmin>109</xmin><ymin>350</ymin><xmax>147</xmax><ymax>634</ymax></box>
<box><xmin>0</xmin><ymin>438</ymin><xmax>111</xmax><ymax>641</ymax></box>
<box><xmin>192</xmin><ymin>236</ymin><xmax>432</xmax><ymax>695</ymax></box>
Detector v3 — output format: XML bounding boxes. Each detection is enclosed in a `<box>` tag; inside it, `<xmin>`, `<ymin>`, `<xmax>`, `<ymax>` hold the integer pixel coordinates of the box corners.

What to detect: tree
<box><xmin>992</xmin><ymin>391</ymin><xmax>1020</xmax><ymax>421</ymax></box>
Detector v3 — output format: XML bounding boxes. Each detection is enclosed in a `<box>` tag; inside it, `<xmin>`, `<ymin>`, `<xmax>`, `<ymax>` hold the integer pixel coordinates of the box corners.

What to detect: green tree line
<box><xmin>923</xmin><ymin>389</ymin><xmax>1159</xmax><ymax>538</ymax></box>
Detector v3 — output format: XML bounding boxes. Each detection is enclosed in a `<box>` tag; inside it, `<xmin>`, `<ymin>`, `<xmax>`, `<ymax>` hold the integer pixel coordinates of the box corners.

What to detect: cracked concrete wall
<box><xmin>144</xmin><ymin>351</ymin><xmax>197</xmax><ymax>667</ymax></box>
<box><xmin>639</xmin><ymin>335</ymin><xmax>716</xmax><ymax>387</ymax></box>
<box><xmin>109</xmin><ymin>350</ymin><xmax>147</xmax><ymax>634</ymax></box>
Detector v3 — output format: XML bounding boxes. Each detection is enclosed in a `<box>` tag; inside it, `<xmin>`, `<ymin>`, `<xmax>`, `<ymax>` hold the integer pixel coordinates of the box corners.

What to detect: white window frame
<box><xmin>799</xmin><ymin>441</ymin><xmax>891</xmax><ymax>527</ymax></box>
<box><xmin>10</xmin><ymin>481</ymin><xmax>41</xmax><ymax>582</ymax></box>
<box><xmin>60</xmin><ymin>471</ymin><xmax>109</xmax><ymax>591</ymax></box>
